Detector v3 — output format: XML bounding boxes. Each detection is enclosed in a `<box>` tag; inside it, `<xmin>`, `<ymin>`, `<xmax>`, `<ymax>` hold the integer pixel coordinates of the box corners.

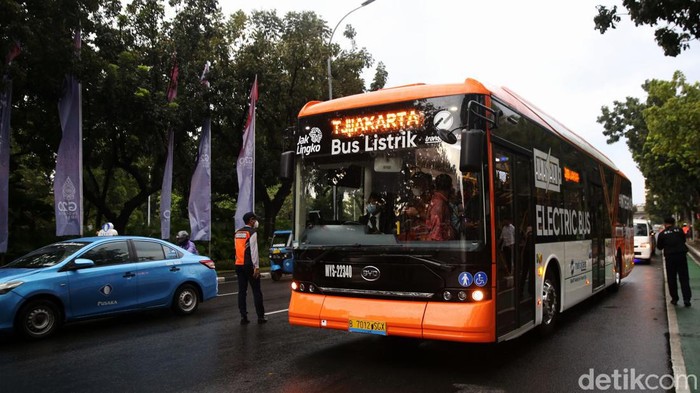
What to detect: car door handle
<box><xmin>170</xmin><ymin>266</ymin><xmax>180</xmax><ymax>272</ymax></box>
<box><xmin>123</xmin><ymin>272</ymin><xmax>136</xmax><ymax>278</ymax></box>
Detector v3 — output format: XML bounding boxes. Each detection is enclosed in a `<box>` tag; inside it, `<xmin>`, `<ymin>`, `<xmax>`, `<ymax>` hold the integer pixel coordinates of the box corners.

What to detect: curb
<box><xmin>667</xmin><ymin>242</ymin><xmax>699</xmax><ymax>393</ymax></box>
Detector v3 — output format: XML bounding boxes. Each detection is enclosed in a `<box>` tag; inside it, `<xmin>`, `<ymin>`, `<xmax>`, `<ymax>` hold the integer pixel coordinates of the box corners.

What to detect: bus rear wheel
<box><xmin>609</xmin><ymin>250</ymin><xmax>622</xmax><ymax>292</ymax></box>
<box><xmin>538</xmin><ymin>271</ymin><xmax>559</xmax><ymax>336</ymax></box>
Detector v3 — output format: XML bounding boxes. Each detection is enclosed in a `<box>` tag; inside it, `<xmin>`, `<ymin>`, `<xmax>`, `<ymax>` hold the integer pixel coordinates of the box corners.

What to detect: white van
<box><xmin>633</xmin><ymin>219</ymin><xmax>655</xmax><ymax>262</ymax></box>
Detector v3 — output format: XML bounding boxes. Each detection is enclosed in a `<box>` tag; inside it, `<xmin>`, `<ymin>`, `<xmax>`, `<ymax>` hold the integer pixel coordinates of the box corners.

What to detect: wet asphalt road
<box><xmin>0</xmin><ymin>256</ymin><xmax>671</xmax><ymax>393</ymax></box>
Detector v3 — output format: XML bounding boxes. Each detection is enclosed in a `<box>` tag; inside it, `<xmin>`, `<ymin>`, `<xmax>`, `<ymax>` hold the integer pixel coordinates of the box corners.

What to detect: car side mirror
<box><xmin>72</xmin><ymin>258</ymin><xmax>95</xmax><ymax>269</ymax></box>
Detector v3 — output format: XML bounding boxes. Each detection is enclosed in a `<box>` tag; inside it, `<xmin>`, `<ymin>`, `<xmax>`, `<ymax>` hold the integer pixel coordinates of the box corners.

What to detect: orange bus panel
<box><xmin>289</xmin><ymin>291</ymin><xmax>496</xmax><ymax>341</ymax></box>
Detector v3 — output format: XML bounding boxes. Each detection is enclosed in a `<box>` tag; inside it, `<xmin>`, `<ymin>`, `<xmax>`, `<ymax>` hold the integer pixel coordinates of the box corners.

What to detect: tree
<box><xmin>598</xmin><ymin>71</ymin><xmax>700</xmax><ymax>220</ymax></box>
<box><xmin>224</xmin><ymin>10</ymin><xmax>376</xmax><ymax>240</ymax></box>
<box><xmin>0</xmin><ymin>1</ymin><xmax>382</xmax><ymax>259</ymax></box>
<box><xmin>370</xmin><ymin>61</ymin><xmax>388</xmax><ymax>91</ymax></box>
<box><xmin>594</xmin><ymin>1</ymin><xmax>700</xmax><ymax>56</ymax></box>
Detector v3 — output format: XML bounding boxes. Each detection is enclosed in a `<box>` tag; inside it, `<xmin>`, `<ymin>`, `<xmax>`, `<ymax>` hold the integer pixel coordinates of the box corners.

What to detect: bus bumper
<box><xmin>288</xmin><ymin>291</ymin><xmax>496</xmax><ymax>343</ymax></box>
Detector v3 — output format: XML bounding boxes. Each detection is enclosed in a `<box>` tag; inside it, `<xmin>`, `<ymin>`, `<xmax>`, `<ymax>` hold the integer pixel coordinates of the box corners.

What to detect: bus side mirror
<box><xmin>460</xmin><ymin>129</ymin><xmax>484</xmax><ymax>172</ymax></box>
<box><xmin>280</xmin><ymin>151</ymin><xmax>295</xmax><ymax>180</ymax></box>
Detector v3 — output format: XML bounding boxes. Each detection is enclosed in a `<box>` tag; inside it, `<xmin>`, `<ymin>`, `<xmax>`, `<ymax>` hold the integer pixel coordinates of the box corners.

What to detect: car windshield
<box><xmin>635</xmin><ymin>224</ymin><xmax>648</xmax><ymax>236</ymax></box>
<box><xmin>3</xmin><ymin>242</ymin><xmax>89</xmax><ymax>268</ymax></box>
<box><xmin>271</xmin><ymin>233</ymin><xmax>292</xmax><ymax>247</ymax></box>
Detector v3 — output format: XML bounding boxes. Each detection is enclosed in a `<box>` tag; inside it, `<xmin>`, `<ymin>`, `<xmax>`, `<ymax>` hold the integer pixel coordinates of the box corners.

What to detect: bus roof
<box><xmin>298</xmin><ymin>78</ymin><xmax>625</xmax><ymax>178</ymax></box>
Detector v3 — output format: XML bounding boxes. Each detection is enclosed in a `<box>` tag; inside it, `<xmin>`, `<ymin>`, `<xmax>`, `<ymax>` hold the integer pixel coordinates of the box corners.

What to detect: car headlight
<box><xmin>0</xmin><ymin>281</ymin><xmax>23</xmax><ymax>295</ymax></box>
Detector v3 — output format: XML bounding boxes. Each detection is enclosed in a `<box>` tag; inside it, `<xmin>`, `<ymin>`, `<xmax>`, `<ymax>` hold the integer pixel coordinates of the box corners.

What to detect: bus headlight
<box><xmin>457</xmin><ymin>291</ymin><xmax>467</xmax><ymax>301</ymax></box>
<box><xmin>0</xmin><ymin>281</ymin><xmax>23</xmax><ymax>295</ymax></box>
<box><xmin>291</xmin><ymin>281</ymin><xmax>298</xmax><ymax>291</ymax></box>
<box><xmin>471</xmin><ymin>290</ymin><xmax>485</xmax><ymax>302</ymax></box>
<box><xmin>443</xmin><ymin>291</ymin><xmax>452</xmax><ymax>301</ymax></box>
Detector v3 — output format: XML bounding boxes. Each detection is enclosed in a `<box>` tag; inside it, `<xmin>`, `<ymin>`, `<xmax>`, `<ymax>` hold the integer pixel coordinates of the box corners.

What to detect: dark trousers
<box><xmin>665</xmin><ymin>253</ymin><xmax>692</xmax><ymax>303</ymax></box>
<box><xmin>235</xmin><ymin>265</ymin><xmax>265</xmax><ymax>319</ymax></box>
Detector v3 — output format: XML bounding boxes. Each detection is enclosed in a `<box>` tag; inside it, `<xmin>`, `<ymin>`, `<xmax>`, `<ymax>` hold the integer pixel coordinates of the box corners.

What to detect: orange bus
<box><xmin>280</xmin><ymin>78</ymin><xmax>634</xmax><ymax>342</ymax></box>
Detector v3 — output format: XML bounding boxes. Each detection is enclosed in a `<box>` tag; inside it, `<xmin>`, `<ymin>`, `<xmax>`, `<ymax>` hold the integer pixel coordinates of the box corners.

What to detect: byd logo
<box><xmin>361</xmin><ymin>266</ymin><xmax>380</xmax><ymax>282</ymax></box>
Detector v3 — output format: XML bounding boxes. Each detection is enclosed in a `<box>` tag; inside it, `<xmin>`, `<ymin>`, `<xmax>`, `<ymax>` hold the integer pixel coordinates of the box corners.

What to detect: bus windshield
<box><xmin>294</xmin><ymin>95</ymin><xmax>485</xmax><ymax>250</ymax></box>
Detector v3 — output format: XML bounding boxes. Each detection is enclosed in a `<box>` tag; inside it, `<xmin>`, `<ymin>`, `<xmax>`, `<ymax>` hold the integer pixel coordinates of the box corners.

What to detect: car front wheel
<box><xmin>173</xmin><ymin>284</ymin><xmax>200</xmax><ymax>315</ymax></box>
<box><xmin>17</xmin><ymin>299</ymin><xmax>61</xmax><ymax>340</ymax></box>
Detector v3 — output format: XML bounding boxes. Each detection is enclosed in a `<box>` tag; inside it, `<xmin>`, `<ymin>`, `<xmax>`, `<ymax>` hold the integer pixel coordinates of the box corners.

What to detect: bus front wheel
<box><xmin>538</xmin><ymin>271</ymin><xmax>559</xmax><ymax>336</ymax></box>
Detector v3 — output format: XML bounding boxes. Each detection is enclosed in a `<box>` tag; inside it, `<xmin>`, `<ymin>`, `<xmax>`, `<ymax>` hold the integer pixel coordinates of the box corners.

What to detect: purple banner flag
<box><xmin>160</xmin><ymin>59</ymin><xmax>179</xmax><ymax>239</ymax></box>
<box><xmin>0</xmin><ymin>77</ymin><xmax>12</xmax><ymax>252</ymax></box>
<box><xmin>235</xmin><ymin>77</ymin><xmax>258</xmax><ymax>230</ymax></box>
<box><xmin>189</xmin><ymin>118</ymin><xmax>211</xmax><ymax>241</ymax></box>
<box><xmin>54</xmin><ymin>73</ymin><xmax>83</xmax><ymax>236</ymax></box>
<box><xmin>160</xmin><ymin>129</ymin><xmax>174</xmax><ymax>239</ymax></box>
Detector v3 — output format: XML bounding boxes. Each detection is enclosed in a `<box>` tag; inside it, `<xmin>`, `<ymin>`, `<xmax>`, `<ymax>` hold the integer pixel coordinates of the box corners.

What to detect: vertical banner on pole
<box><xmin>55</xmin><ymin>77</ymin><xmax>83</xmax><ymax>236</ymax></box>
<box><xmin>234</xmin><ymin>77</ymin><xmax>258</xmax><ymax>230</ymax></box>
<box><xmin>160</xmin><ymin>129</ymin><xmax>174</xmax><ymax>239</ymax></box>
<box><xmin>55</xmin><ymin>30</ymin><xmax>83</xmax><ymax>237</ymax></box>
<box><xmin>189</xmin><ymin>118</ymin><xmax>211</xmax><ymax>241</ymax></box>
<box><xmin>160</xmin><ymin>59</ymin><xmax>178</xmax><ymax>240</ymax></box>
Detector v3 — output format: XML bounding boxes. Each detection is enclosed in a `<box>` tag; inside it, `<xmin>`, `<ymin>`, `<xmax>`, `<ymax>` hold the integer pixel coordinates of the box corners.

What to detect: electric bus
<box><xmin>280</xmin><ymin>78</ymin><xmax>634</xmax><ymax>342</ymax></box>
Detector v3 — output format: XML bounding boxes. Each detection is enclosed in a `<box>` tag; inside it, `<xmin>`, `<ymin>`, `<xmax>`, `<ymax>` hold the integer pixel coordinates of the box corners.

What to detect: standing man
<box><xmin>234</xmin><ymin>212</ymin><xmax>267</xmax><ymax>324</ymax></box>
<box><xmin>658</xmin><ymin>217</ymin><xmax>692</xmax><ymax>307</ymax></box>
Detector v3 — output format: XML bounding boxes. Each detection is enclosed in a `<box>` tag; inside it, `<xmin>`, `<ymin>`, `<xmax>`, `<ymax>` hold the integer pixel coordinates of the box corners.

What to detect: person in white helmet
<box><xmin>176</xmin><ymin>230</ymin><xmax>199</xmax><ymax>254</ymax></box>
<box><xmin>97</xmin><ymin>222</ymin><xmax>118</xmax><ymax>236</ymax></box>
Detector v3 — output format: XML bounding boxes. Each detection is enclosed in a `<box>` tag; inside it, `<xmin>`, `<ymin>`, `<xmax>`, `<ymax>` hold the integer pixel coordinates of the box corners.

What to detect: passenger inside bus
<box><xmin>426</xmin><ymin>174</ymin><xmax>456</xmax><ymax>241</ymax></box>
<box><xmin>359</xmin><ymin>192</ymin><xmax>395</xmax><ymax>234</ymax></box>
<box><xmin>399</xmin><ymin>171</ymin><xmax>433</xmax><ymax>240</ymax></box>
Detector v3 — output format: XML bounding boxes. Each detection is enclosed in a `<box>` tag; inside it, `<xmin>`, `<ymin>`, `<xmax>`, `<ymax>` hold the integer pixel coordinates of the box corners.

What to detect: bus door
<box><xmin>589</xmin><ymin>181</ymin><xmax>606</xmax><ymax>290</ymax></box>
<box><xmin>493</xmin><ymin>146</ymin><xmax>535</xmax><ymax>336</ymax></box>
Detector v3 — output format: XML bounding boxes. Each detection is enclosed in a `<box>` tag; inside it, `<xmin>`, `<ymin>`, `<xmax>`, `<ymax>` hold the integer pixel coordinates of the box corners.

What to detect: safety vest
<box><xmin>235</xmin><ymin>226</ymin><xmax>254</xmax><ymax>266</ymax></box>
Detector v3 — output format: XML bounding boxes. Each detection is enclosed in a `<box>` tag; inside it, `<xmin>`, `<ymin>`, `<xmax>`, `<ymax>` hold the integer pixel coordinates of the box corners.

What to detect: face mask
<box><xmin>366</xmin><ymin>203</ymin><xmax>377</xmax><ymax>215</ymax></box>
<box><xmin>253</xmin><ymin>220</ymin><xmax>259</xmax><ymax>229</ymax></box>
<box><xmin>412</xmin><ymin>188</ymin><xmax>422</xmax><ymax>197</ymax></box>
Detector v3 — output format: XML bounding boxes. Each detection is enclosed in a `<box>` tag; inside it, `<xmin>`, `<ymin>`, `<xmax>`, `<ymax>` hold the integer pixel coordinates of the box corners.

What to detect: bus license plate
<box><xmin>325</xmin><ymin>264</ymin><xmax>352</xmax><ymax>278</ymax></box>
<box><xmin>348</xmin><ymin>318</ymin><xmax>387</xmax><ymax>336</ymax></box>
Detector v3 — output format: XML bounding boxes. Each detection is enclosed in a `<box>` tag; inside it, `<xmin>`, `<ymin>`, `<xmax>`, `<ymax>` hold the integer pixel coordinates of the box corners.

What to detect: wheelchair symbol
<box><xmin>474</xmin><ymin>271</ymin><xmax>488</xmax><ymax>287</ymax></box>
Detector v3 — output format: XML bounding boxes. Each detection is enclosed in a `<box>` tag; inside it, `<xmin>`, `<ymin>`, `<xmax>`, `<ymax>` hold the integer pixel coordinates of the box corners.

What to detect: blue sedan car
<box><xmin>0</xmin><ymin>236</ymin><xmax>218</xmax><ymax>340</ymax></box>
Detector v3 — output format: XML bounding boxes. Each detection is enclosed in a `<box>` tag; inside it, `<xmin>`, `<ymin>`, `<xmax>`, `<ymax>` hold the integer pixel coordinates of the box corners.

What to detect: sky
<box><xmin>224</xmin><ymin>0</ymin><xmax>700</xmax><ymax>206</ymax></box>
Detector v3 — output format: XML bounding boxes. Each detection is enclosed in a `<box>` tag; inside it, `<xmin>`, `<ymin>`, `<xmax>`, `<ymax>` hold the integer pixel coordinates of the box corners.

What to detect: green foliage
<box><xmin>598</xmin><ymin>71</ymin><xmax>700</xmax><ymax>222</ymax></box>
<box><xmin>0</xmin><ymin>0</ymin><xmax>384</xmax><ymax>258</ymax></box>
<box><xmin>370</xmin><ymin>61</ymin><xmax>388</xmax><ymax>92</ymax></box>
<box><xmin>594</xmin><ymin>1</ymin><xmax>699</xmax><ymax>56</ymax></box>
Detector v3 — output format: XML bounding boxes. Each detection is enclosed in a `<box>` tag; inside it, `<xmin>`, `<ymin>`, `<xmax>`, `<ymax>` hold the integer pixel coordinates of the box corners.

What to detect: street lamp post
<box><xmin>327</xmin><ymin>0</ymin><xmax>376</xmax><ymax>100</ymax></box>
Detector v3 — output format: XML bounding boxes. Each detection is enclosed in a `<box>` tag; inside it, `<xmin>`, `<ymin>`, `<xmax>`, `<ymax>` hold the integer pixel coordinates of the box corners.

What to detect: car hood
<box><xmin>0</xmin><ymin>268</ymin><xmax>42</xmax><ymax>281</ymax></box>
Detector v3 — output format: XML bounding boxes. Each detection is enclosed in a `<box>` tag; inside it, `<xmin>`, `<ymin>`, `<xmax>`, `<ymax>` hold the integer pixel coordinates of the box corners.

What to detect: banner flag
<box><xmin>54</xmin><ymin>73</ymin><xmax>83</xmax><ymax>236</ymax></box>
<box><xmin>189</xmin><ymin>118</ymin><xmax>211</xmax><ymax>241</ymax></box>
<box><xmin>55</xmin><ymin>30</ymin><xmax>83</xmax><ymax>236</ymax></box>
<box><xmin>160</xmin><ymin>58</ymin><xmax>179</xmax><ymax>239</ymax></box>
<box><xmin>160</xmin><ymin>129</ymin><xmax>174</xmax><ymax>239</ymax></box>
<box><xmin>235</xmin><ymin>76</ymin><xmax>258</xmax><ymax>230</ymax></box>
<box><xmin>0</xmin><ymin>77</ymin><xmax>12</xmax><ymax>252</ymax></box>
